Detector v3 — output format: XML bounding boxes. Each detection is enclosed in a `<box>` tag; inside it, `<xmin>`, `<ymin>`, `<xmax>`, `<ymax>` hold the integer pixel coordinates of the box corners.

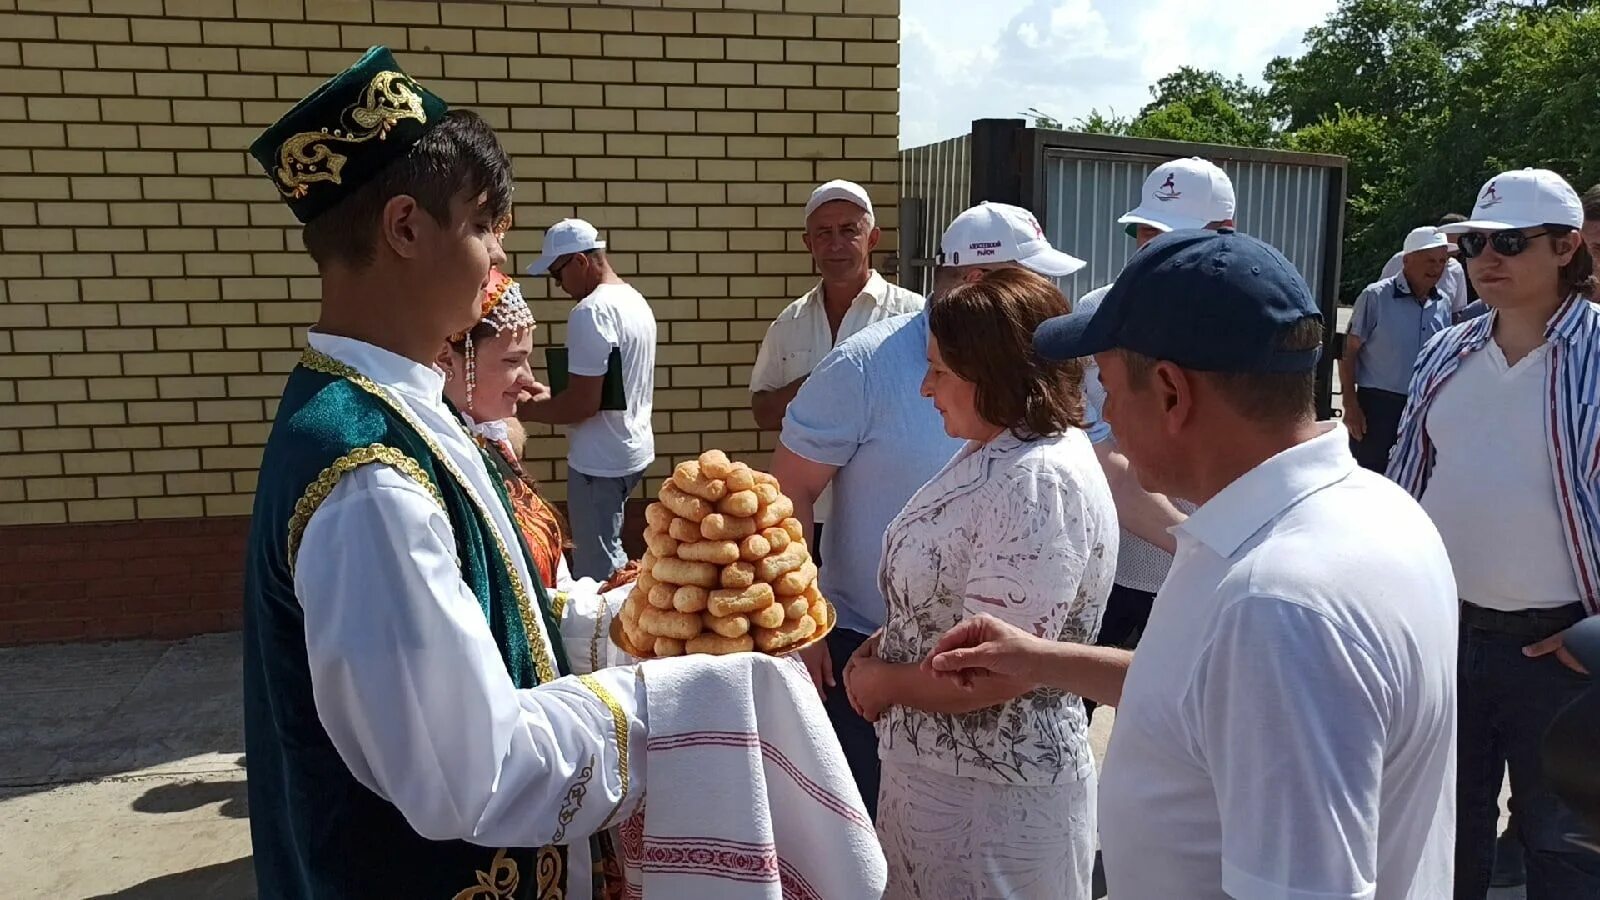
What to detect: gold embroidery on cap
<box><xmin>273</xmin><ymin>70</ymin><xmax>428</xmax><ymax>200</ymax></box>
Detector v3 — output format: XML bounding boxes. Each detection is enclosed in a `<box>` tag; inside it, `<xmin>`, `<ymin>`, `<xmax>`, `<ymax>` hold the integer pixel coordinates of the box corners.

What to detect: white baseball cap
<box><xmin>1440</xmin><ymin>168</ymin><xmax>1584</xmax><ymax>233</ymax></box>
<box><xmin>938</xmin><ymin>201</ymin><xmax>1086</xmax><ymax>277</ymax></box>
<box><xmin>1401</xmin><ymin>226</ymin><xmax>1450</xmax><ymax>256</ymax></box>
<box><xmin>1118</xmin><ymin>157</ymin><xmax>1236</xmax><ymax>233</ymax></box>
<box><xmin>804</xmin><ymin>179</ymin><xmax>873</xmax><ymax>223</ymax></box>
<box><xmin>526</xmin><ymin>218</ymin><xmax>606</xmax><ymax>275</ymax></box>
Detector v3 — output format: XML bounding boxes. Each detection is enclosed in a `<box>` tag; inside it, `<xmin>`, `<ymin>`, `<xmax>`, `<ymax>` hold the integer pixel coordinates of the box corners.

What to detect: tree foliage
<box><xmin>1066</xmin><ymin>0</ymin><xmax>1600</xmax><ymax>301</ymax></box>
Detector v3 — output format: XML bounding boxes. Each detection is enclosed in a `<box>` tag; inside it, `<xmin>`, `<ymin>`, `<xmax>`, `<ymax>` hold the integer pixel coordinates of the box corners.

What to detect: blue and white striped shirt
<box><xmin>1387</xmin><ymin>296</ymin><xmax>1600</xmax><ymax>615</ymax></box>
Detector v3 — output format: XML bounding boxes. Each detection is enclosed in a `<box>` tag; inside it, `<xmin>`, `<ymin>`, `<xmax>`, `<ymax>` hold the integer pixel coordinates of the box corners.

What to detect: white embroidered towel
<box><xmin>622</xmin><ymin>652</ymin><xmax>885</xmax><ymax>899</ymax></box>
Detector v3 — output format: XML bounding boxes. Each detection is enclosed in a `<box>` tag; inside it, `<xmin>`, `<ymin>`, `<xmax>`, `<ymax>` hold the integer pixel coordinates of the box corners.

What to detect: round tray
<box><xmin>611</xmin><ymin>598</ymin><xmax>835</xmax><ymax>659</ymax></box>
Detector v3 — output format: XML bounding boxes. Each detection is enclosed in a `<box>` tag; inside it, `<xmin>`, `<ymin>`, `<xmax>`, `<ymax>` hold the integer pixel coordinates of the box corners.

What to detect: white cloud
<box><xmin>900</xmin><ymin>0</ymin><xmax>1338</xmax><ymax>148</ymax></box>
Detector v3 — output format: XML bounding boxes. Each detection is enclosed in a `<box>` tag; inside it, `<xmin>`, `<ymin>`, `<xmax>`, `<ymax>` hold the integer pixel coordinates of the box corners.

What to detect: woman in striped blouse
<box><xmin>1387</xmin><ymin>168</ymin><xmax>1600</xmax><ymax>900</ymax></box>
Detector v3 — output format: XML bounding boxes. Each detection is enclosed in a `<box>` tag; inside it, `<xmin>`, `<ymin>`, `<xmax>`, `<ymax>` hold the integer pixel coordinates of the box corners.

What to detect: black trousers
<box><xmin>1350</xmin><ymin>386</ymin><xmax>1408</xmax><ymax>474</ymax></box>
<box><xmin>1084</xmin><ymin>582</ymin><xmax>1157</xmax><ymax>722</ymax></box>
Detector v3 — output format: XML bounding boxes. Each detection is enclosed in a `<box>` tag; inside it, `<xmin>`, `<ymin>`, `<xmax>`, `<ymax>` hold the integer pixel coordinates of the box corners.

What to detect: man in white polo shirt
<box><xmin>928</xmin><ymin>229</ymin><xmax>1458</xmax><ymax>899</ymax></box>
<box><xmin>750</xmin><ymin>180</ymin><xmax>924</xmax><ymax>557</ymax></box>
<box><xmin>1076</xmin><ymin>158</ymin><xmax>1234</xmax><ymax>717</ymax></box>
<box><xmin>521</xmin><ymin>218</ymin><xmax>657</xmax><ymax>580</ymax></box>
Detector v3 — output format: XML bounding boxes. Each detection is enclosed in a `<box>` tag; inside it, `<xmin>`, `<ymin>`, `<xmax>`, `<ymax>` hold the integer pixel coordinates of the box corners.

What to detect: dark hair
<box><xmin>1550</xmin><ymin>225</ymin><xmax>1597</xmax><ymax>299</ymax></box>
<box><xmin>1123</xmin><ymin>317</ymin><xmax>1324</xmax><ymax>424</ymax></box>
<box><xmin>303</xmin><ymin>109</ymin><xmax>512</xmax><ymax>268</ymax></box>
<box><xmin>1582</xmin><ymin>184</ymin><xmax>1600</xmax><ymax>223</ymax></box>
<box><xmin>1438</xmin><ymin>212</ymin><xmax>1468</xmax><ymax>227</ymax></box>
<box><xmin>927</xmin><ymin>267</ymin><xmax>1085</xmax><ymax>440</ymax></box>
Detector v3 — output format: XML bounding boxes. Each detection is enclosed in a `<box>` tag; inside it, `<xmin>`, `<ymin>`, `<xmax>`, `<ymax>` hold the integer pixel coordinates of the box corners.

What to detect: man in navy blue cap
<box><xmin>924</xmin><ymin>229</ymin><xmax>1460</xmax><ymax>899</ymax></box>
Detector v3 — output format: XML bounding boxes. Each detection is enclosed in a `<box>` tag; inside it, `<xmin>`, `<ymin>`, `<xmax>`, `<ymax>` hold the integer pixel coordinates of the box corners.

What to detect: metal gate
<box><xmin>899</xmin><ymin>119</ymin><xmax>1348</xmax><ymax>417</ymax></box>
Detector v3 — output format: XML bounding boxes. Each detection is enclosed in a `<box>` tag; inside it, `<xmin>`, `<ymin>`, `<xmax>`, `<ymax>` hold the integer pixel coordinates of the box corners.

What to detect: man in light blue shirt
<box><xmin>1339</xmin><ymin>225</ymin><xmax>1453</xmax><ymax>473</ymax></box>
<box><xmin>770</xmin><ymin>201</ymin><xmax>1084</xmax><ymax>816</ymax></box>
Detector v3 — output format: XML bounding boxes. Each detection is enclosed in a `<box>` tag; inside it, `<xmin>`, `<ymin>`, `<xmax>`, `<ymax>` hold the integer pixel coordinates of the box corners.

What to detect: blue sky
<box><xmin>899</xmin><ymin>0</ymin><xmax>1340</xmax><ymax>147</ymax></box>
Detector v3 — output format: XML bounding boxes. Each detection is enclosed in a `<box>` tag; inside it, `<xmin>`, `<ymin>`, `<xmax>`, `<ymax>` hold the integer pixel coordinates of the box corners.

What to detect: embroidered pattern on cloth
<box><xmin>286</xmin><ymin>443</ymin><xmax>441</xmax><ymax>573</ymax></box>
<box><xmin>577</xmin><ymin>674</ymin><xmax>631</xmax><ymax>826</ymax></box>
<box><xmin>553</xmin><ymin>758</ymin><xmax>596</xmax><ymax>843</ymax></box>
<box><xmin>482</xmin><ymin>435</ymin><xmax>565</xmax><ymax>588</ymax></box>
<box><xmin>452</xmin><ymin>848</ymin><xmax>520</xmax><ymax>900</ymax></box>
<box><xmin>273</xmin><ymin>70</ymin><xmax>426</xmax><ymax>200</ymax></box>
<box><xmin>298</xmin><ymin>349</ymin><xmax>560</xmax><ymax>684</ymax></box>
<box><xmin>648</xmin><ymin>730</ymin><xmax>872</xmax><ymax>830</ymax></box>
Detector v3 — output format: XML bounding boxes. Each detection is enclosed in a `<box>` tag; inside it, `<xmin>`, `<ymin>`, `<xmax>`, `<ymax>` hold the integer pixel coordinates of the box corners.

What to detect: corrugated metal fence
<box><xmin>897</xmin><ymin>120</ymin><xmax>1348</xmax><ymax>416</ymax></box>
<box><xmin>1044</xmin><ymin>149</ymin><xmax>1334</xmax><ymax>305</ymax></box>
<box><xmin>897</xmin><ymin>133</ymin><xmax>970</xmax><ymax>297</ymax></box>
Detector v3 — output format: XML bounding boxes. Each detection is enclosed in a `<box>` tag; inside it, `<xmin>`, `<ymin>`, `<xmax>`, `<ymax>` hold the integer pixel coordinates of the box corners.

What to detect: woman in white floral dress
<box><xmin>843</xmin><ymin>268</ymin><xmax>1117</xmax><ymax>900</ymax></box>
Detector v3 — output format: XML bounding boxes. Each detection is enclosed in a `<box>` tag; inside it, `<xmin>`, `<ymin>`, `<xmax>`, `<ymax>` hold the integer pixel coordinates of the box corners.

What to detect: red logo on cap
<box><xmin>1481</xmin><ymin>181</ymin><xmax>1502</xmax><ymax>209</ymax></box>
<box><xmin>1155</xmin><ymin>173</ymin><xmax>1182</xmax><ymax>202</ymax></box>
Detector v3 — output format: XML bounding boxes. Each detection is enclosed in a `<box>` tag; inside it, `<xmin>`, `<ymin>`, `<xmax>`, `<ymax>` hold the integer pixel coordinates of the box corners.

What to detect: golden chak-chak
<box><xmin>617</xmin><ymin>450</ymin><xmax>831</xmax><ymax>658</ymax></box>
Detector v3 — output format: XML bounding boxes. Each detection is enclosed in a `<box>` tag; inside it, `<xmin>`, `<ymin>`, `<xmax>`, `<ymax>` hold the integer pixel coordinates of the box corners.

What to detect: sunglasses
<box><xmin>548</xmin><ymin>254</ymin><xmax>575</xmax><ymax>280</ymax></box>
<box><xmin>1457</xmin><ymin>229</ymin><xmax>1550</xmax><ymax>259</ymax></box>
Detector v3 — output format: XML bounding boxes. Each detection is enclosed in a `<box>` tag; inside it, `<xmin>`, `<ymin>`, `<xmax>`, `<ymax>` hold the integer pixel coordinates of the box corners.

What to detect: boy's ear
<box><xmin>380</xmin><ymin>194</ymin><xmax>423</xmax><ymax>260</ymax></box>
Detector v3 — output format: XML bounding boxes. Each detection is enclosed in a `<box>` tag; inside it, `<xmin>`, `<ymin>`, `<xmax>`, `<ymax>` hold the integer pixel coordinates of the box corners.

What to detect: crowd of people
<box><xmin>239</xmin><ymin>47</ymin><xmax>1599</xmax><ymax>900</ymax></box>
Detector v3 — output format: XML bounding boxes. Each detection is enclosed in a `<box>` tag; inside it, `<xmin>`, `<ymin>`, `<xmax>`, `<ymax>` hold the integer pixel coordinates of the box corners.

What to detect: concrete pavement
<box><xmin>1</xmin><ymin>633</ymin><xmax>1520</xmax><ymax>899</ymax></box>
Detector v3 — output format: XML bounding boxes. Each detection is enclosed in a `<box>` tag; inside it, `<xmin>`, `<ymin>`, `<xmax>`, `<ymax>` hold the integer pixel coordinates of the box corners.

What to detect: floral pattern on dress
<box><xmin>876</xmin><ymin>430</ymin><xmax>1117</xmax><ymax>786</ymax></box>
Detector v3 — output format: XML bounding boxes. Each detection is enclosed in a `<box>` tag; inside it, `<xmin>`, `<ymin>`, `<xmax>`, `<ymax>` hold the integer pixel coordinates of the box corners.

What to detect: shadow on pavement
<box><xmin>86</xmin><ymin>856</ymin><xmax>256</xmax><ymax>900</ymax></box>
<box><xmin>132</xmin><ymin>779</ymin><xmax>248</xmax><ymax>819</ymax></box>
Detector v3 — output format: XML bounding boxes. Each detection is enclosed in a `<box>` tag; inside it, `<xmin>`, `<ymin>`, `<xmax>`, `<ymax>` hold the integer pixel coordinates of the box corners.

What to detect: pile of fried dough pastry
<box><xmin>617</xmin><ymin>449</ymin><xmax>830</xmax><ymax>657</ymax></box>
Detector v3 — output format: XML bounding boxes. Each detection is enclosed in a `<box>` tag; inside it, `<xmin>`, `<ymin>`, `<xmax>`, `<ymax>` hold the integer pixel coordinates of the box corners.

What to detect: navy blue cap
<box><xmin>1034</xmin><ymin>228</ymin><xmax>1323</xmax><ymax>373</ymax></box>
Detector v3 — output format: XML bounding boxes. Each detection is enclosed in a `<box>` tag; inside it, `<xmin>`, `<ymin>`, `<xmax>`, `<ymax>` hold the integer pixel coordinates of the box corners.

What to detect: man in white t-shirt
<box><xmin>750</xmin><ymin>180</ymin><xmax>924</xmax><ymax>557</ymax></box>
<box><xmin>521</xmin><ymin>218</ymin><xmax>657</xmax><ymax>580</ymax></box>
<box><xmin>1076</xmin><ymin>157</ymin><xmax>1234</xmax><ymax>718</ymax></box>
<box><xmin>929</xmin><ymin>229</ymin><xmax>1459</xmax><ymax>899</ymax></box>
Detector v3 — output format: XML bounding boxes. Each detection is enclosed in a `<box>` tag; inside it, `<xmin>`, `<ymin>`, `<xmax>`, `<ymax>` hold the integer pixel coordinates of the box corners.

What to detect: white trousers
<box><xmin>877</xmin><ymin>758</ymin><xmax>1097</xmax><ymax>900</ymax></box>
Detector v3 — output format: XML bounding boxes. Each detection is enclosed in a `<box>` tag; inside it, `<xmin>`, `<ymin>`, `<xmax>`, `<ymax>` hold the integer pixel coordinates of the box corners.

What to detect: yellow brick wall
<box><xmin>0</xmin><ymin>0</ymin><xmax>902</xmax><ymax>524</ymax></box>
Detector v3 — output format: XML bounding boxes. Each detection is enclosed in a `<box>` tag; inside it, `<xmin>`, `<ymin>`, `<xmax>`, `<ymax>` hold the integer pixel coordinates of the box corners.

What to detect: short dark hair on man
<box><xmin>1123</xmin><ymin>317</ymin><xmax>1325</xmax><ymax>424</ymax></box>
<box><xmin>1582</xmin><ymin>185</ymin><xmax>1600</xmax><ymax>224</ymax></box>
<box><xmin>928</xmin><ymin>267</ymin><xmax>1085</xmax><ymax>440</ymax></box>
<box><xmin>1438</xmin><ymin>212</ymin><xmax>1467</xmax><ymax>227</ymax></box>
<box><xmin>302</xmin><ymin>109</ymin><xmax>512</xmax><ymax>268</ymax></box>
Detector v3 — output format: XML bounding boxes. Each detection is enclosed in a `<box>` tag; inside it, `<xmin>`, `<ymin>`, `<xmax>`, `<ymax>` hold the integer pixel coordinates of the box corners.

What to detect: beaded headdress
<box><xmin>451</xmin><ymin>269</ymin><xmax>535</xmax><ymax>407</ymax></box>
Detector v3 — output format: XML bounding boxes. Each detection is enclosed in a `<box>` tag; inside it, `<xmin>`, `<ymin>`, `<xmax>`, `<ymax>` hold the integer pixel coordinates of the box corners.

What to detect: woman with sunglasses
<box><xmin>1388</xmin><ymin>168</ymin><xmax>1600</xmax><ymax>899</ymax></box>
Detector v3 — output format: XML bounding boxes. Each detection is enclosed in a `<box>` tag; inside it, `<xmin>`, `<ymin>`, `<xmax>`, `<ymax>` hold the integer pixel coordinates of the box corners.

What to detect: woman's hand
<box><xmin>843</xmin><ymin>654</ymin><xmax>892</xmax><ymax>723</ymax></box>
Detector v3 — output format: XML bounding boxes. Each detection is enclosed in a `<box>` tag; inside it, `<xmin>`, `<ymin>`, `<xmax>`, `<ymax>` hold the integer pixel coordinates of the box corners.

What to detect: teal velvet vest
<box><xmin>243</xmin><ymin>352</ymin><xmax>574</xmax><ymax>900</ymax></box>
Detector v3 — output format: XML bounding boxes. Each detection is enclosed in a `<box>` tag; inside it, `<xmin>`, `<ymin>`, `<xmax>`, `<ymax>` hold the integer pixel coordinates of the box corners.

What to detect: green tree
<box><xmin>1122</xmin><ymin>67</ymin><xmax>1278</xmax><ymax>147</ymax></box>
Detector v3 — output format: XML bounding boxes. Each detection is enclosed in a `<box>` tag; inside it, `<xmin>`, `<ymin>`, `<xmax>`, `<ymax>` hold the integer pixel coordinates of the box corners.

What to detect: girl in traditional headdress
<box><xmin>438</xmin><ymin>268</ymin><xmax>638</xmax><ymax>674</ymax></box>
<box><xmin>439</xmin><ymin>266</ymin><xmax>632</xmax><ymax>899</ymax></box>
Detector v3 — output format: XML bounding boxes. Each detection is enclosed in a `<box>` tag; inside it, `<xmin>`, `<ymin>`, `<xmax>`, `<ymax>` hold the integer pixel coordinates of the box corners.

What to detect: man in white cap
<box><xmin>768</xmin><ymin>201</ymin><xmax>1078</xmax><ymax>818</ymax></box>
<box><xmin>521</xmin><ymin>218</ymin><xmax>657</xmax><ymax>580</ymax></box>
<box><xmin>1339</xmin><ymin>225</ymin><xmax>1453</xmax><ymax>473</ymax></box>
<box><xmin>750</xmin><ymin>180</ymin><xmax>924</xmax><ymax>557</ymax></box>
<box><xmin>1391</xmin><ymin>167</ymin><xmax>1600</xmax><ymax>899</ymax></box>
<box><xmin>1074</xmin><ymin>158</ymin><xmax>1235</xmax><ymax>716</ymax></box>
<box><xmin>1381</xmin><ymin>213</ymin><xmax>1473</xmax><ymax>316</ymax></box>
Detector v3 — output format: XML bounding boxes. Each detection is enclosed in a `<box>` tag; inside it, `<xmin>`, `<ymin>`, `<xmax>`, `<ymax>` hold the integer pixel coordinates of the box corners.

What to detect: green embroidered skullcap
<box><xmin>249</xmin><ymin>46</ymin><xmax>448</xmax><ymax>224</ymax></box>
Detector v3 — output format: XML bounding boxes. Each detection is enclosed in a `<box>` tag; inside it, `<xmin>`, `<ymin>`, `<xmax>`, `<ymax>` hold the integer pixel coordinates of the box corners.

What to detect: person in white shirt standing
<box><xmin>750</xmin><ymin>180</ymin><xmax>925</xmax><ymax>557</ymax></box>
<box><xmin>1389</xmin><ymin>168</ymin><xmax>1600</xmax><ymax>899</ymax></box>
<box><xmin>927</xmin><ymin>228</ymin><xmax>1459</xmax><ymax>899</ymax></box>
<box><xmin>1075</xmin><ymin>157</ymin><xmax>1234</xmax><ymax>718</ymax></box>
<box><xmin>521</xmin><ymin>219</ymin><xmax>657</xmax><ymax>581</ymax></box>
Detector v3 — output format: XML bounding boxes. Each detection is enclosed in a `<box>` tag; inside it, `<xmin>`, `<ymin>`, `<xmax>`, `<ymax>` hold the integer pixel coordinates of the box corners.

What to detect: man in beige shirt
<box><xmin>750</xmin><ymin>179</ymin><xmax>924</xmax><ymax>553</ymax></box>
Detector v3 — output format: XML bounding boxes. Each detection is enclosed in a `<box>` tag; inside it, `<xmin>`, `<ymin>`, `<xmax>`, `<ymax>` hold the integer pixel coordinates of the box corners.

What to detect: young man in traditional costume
<box><xmin>242</xmin><ymin>47</ymin><xmax>639</xmax><ymax>899</ymax></box>
<box><xmin>244</xmin><ymin>47</ymin><xmax>883</xmax><ymax>900</ymax></box>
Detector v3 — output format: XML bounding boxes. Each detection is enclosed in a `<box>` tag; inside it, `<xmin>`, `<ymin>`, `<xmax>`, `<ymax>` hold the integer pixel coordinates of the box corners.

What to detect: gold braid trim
<box><xmin>287</xmin><ymin>444</ymin><xmax>441</xmax><ymax>574</ymax></box>
<box><xmin>577</xmin><ymin>673</ymin><xmax>631</xmax><ymax>828</ymax></box>
<box><xmin>551</xmin><ymin>590</ymin><xmax>569</xmax><ymax>622</ymax></box>
<box><xmin>299</xmin><ymin>349</ymin><xmax>559</xmax><ymax>685</ymax></box>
